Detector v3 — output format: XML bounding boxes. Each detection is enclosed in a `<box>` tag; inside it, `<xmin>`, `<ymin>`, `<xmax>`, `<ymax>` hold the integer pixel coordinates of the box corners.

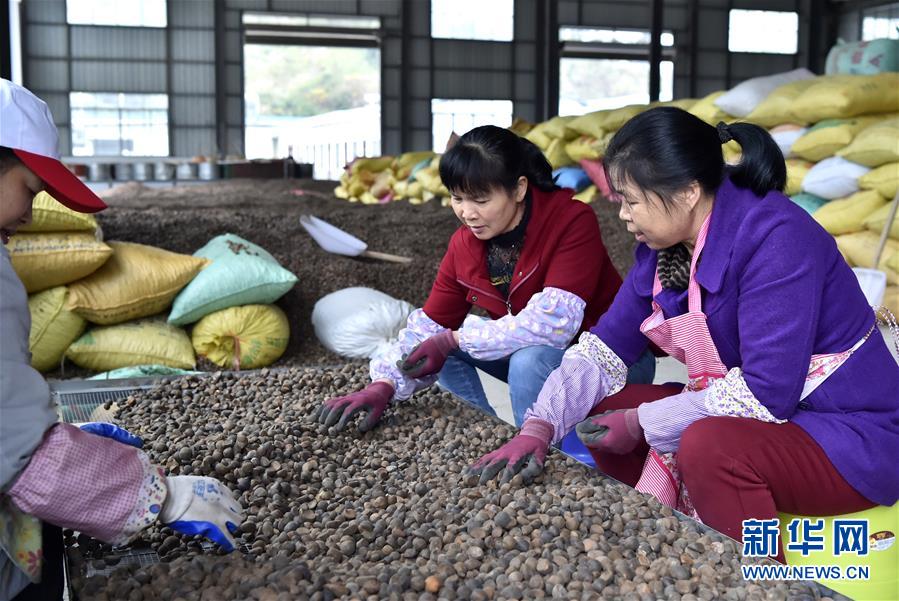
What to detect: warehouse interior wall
<box><xmin>20</xmin><ymin>0</ymin><xmax>859</xmax><ymax>159</ymax></box>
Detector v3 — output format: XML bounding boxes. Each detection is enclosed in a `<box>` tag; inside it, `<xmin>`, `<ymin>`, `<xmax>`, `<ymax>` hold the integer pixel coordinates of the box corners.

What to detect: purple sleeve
<box><xmin>458</xmin><ymin>287</ymin><xmax>586</xmax><ymax>361</ymax></box>
<box><xmin>523</xmin><ymin>332</ymin><xmax>628</xmax><ymax>443</ymax></box>
<box><xmin>591</xmin><ymin>244</ymin><xmax>656</xmax><ymax>365</ymax></box>
<box><xmin>369</xmin><ymin>308</ymin><xmax>447</xmax><ymax>401</ymax></box>
<box><xmin>8</xmin><ymin>424</ymin><xmax>167</xmax><ymax>545</ymax></box>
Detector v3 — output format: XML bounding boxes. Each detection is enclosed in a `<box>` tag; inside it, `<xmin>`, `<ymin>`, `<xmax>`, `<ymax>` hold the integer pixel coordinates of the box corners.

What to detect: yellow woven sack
<box><xmin>573</xmin><ymin>185</ymin><xmax>597</xmax><ymax>203</ymax></box>
<box><xmin>652</xmin><ymin>98</ymin><xmax>698</xmax><ymax>112</ymax></box>
<box><xmin>66</xmin><ymin>318</ymin><xmax>195</xmax><ymax>371</ymax></box>
<box><xmin>6</xmin><ymin>232</ymin><xmax>112</xmax><ymax>293</ymax></box>
<box><xmin>192</xmin><ymin>304</ymin><xmax>289</xmax><ymax>370</ymax></box>
<box><xmin>392</xmin><ymin>151</ymin><xmax>436</xmax><ymax>179</ymax></box>
<box><xmin>350</xmin><ymin>156</ymin><xmax>393</xmax><ymax>175</ymax></box>
<box><xmin>333</xmin><ymin>185</ymin><xmax>350</xmax><ymax>200</ymax></box>
<box><xmin>836</xmin><ymin>231</ymin><xmax>899</xmax><ymax>284</ymax></box>
<box><xmin>883</xmin><ymin>286</ymin><xmax>899</xmax><ymax>316</ymax></box>
<box><xmin>544</xmin><ymin>138</ymin><xmax>574</xmax><ymax>169</ymax></box>
<box><xmin>745</xmin><ymin>78</ymin><xmax>819</xmax><ymax>127</ymax></box>
<box><xmin>863</xmin><ymin>202</ymin><xmax>899</xmax><ymax>239</ymax></box>
<box><xmin>792</xmin><ymin>115</ymin><xmax>890</xmax><ymax>162</ymax></box>
<box><xmin>689</xmin><ymin>91</ymin><xmax>734</xmax><ymax>125</ymax></box>
<box><xmin>791</xmin><ymin>73</ymin><xmax>899</xmax><ymax>123</ymax></box>
<box><xmin>28</xmin><ymin>286</ymin><xmax>87</xmax><ymax>372</ymax></box>
<box><xmin>858</xmin><ymin>162</ymin><xmax>899</xmax><ymax>199</ymax></box>
<box><xmin>723</xmin><ymin>140</ymin><xmax>742</xmax><ymax>165</ymax></box>
<box><xmin>541</xmin><ymin>115</ymin><xmax>577</xmax><ymax>140</ymax></box>
<box><xmin>564</xmin><ymin>136</ymin><xmax>603</xmax><ymax>162</ymax></box>
<box><xmin>838</xmin><ymin>117</ymin><xmax>899</xmax><ymax>167</ymax></box>
<box><xmin>67</xmin><ymin>241</ymin><xmax>209</xmax><ymax>325</ymax></box>
<box><xmin>785</xmin><ymin>159</ymin><xmax>815</xmax><ymax>196</ymax></box>
<box><xmin>20</xmin><ymin>191</ymin><xmax>98</xmax><ymax>233</ymax></box>
<box><xmin>813</xmin><ymin>190</ymin><xmax>887</xmax><ymax>235</ymax></box>
<box><xmin>524</xmin><ymin>122</ymin><xmax>553</xmax><ymax>149</ymax></box>
<box><xmin>566</xmin><ymin>111</ymin><xmax>607</xmax><ymax>139</ymax></box>
<box><xmin>595</xmin><ymin>104</ymin><xmax>646</xmax><ymax>132</ymax></box>
<box><xmin>509</xmin><ymin>117</ymin><xmax>535</xmax><ymax>136</ymax></box>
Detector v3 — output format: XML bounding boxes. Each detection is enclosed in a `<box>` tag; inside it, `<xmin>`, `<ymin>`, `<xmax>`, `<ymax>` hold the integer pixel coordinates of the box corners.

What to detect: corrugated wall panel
<box><xmin>24</xmin><ymin>0</ymin><xmax>66</xmax><ymax>23</ymax></box>
<box><xmin>225</xmin><ymin>0</ymin><xmax>268</xmax><ymax>10</ymax></box>
<box><xmin>171</xmin><ymin>29</ymin><xmax>215</xmax><ymax>62</ymax></box>
<box><xmin>72</xmin><ymin>61</ymin><xmax>166</xmax><ymax>92</ymax></box>
<box><xmin>25</xmin><ymin>24</ymin><xmax>67</xmax><ymax>57</ymax></box>
<box><xmin>226</xmin><ymin>97</ymin><xmax>243</xmax><ymax>124</ymax></box>
<box><xmin>71</xmin><ymin>26</ymin><xmax>166</xmax><ymax>60</ymax></box>
<box><xmin>360</xmin><ymin>0</ymin><xmax>400</xmax><ymax>16</ymax></box>
<box><xmin>171</xmin><ymin>96</ymin><xmax>216</xmax><ymax>126</ymax></box>
<box><xmin>225</xmin><ymin>31</ymin><xmax>242</xmax><ymax>63</ymax></box>
<box><xmin>173</xmin><ymin>127</ymin><xmax>217</xmax><ymax>156</ymax></box>
<box><xmin>433</xmin><ymin>40</ymin><xmax>512</xmax><ymax>70</ymax></box>
<box><xmin>433</xmin><ymin>71</ymin><xmax>513</xmax><ymax>99</ymax></box>
<box><xmin>270</xmin><ymin>0</ymin><xmax>358</xmax><ymax>13</ymax></box>
<box><xmin>39</xmin><ymin>93</ymin><xmax>70</xmax><ymax>124</ymax></box>
<box><xmin>171</xmin><ymin>63</ymin><xmax>215</xmax><ymax>94</ymax></box>
<box><xmin>169</xmin><ymin>1</ymin><xmax>215</xmax><ymax>27</ymax></box>
<box><xmin>25</xmin><ymin>59</ymin><xmax>68</xmax><ymax>91</ymax></box>
<box><xmin>225</xmin><ymin>64</ymin><xmax>242</xmax><ymax>95</ymax></box>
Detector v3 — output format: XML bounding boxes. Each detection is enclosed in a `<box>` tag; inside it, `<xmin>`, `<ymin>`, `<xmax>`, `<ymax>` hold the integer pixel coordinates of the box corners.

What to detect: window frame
<box><xmin>69</xmin><ymin>91</ymin><xmax>171</xmax><ymax>158</ymax></box>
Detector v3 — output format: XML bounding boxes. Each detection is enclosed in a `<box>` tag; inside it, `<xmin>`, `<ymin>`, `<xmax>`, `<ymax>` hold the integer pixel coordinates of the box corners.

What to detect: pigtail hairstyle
<box><xmin>719</xmin><ymin>121</ymin><xmax>787</xmax><ymax>196</ymax></box>
<box><xmin>439</xmin><ymin>125</ymin><xmax>560</xmax><ymax>197</ymax></box>
<box><xmin>604</xmin><ymin>107</ymin><xmax>786</xmax><ymax>205</ymax></box>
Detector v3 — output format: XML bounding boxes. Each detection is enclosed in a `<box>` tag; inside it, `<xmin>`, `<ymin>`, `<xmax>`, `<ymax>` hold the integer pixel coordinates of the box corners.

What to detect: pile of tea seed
<box><xmin>70</xmin><ymin>367</ymin><xmax>840</xmax><ymax>601</ymax></box>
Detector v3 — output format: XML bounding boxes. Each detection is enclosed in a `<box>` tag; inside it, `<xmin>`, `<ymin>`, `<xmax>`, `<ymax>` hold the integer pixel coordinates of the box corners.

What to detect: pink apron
<box><xmin>636</xmin><ymin>213</ymin><xmax>877</xmax><ymax>518</ymax></box>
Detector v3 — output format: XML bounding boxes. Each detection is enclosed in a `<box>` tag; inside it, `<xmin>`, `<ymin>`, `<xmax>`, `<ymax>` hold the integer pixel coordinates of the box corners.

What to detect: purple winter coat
<box><xmin>593</xmin><ymin>177</ymin><xmax>899</xmax><ymax>507</ymax></box>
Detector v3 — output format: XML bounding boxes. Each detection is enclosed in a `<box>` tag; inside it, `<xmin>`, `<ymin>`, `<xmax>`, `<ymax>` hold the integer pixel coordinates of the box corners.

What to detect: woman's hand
<box><xmin>466</xmin><ymin>419</ymin><xmax>554</xmax><ymax>485</ymax></box>
<box><xmin>396</xmin><ymin>329</ymin><xmax>459</xmax><ymax>378</ymax></box>
<box><xmin>315</xmin><ymin>381</ymin><xmax>395</xmax><ymax>433</ymax></box>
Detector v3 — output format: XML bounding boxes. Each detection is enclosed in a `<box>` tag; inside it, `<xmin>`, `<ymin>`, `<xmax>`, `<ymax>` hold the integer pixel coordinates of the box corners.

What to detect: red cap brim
<box><xmin>13</xmin><ymin>149</ymin><xmax>107</xmax><ymax>213</ymax></box>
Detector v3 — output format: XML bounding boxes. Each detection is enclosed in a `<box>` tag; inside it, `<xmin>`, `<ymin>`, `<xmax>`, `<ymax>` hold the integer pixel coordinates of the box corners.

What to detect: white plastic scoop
<box><xmin>300</xmin><ymin>215</ymin><xmax>412</xmax><ymax>264</ymax></box>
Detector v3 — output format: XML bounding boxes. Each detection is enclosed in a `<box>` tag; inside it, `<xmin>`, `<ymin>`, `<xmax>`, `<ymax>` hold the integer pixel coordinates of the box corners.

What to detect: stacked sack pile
<box><xmin>7</xmin><ymin>194</ymin><xmax>298</xmax><ymax>377</ymax></box>
<box><xmin>334</xmin><ymin>151</ymin><xmax>446</xmax><ymax>205</ymax></box>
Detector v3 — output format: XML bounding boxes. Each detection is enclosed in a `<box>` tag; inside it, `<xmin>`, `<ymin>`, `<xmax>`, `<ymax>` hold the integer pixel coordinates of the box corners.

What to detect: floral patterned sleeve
<box><xmin>523</xmin><ymin>332</ymin><xmax>628</xmax><ymax>443</ymax></box>
<box><xmin>369</xmin><ymin>308</ymin><xmax>448</xmax><ymax>401</ymax></box>
<box><xmin>458</xmin><ymin>287</ymin><xmax>586</xmax><ymax>361</ymax></box>
<box><xmin>7</xmin><ymin>423</ymin><xmax>168</xmax><ymax>545</ymax></box>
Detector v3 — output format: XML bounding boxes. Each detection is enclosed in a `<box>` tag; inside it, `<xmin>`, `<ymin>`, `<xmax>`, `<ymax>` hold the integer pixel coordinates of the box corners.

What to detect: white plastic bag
<box><xmin>802</xmin><ymin>156</ymin><xmax>871</xmax><ymax>200</ymax></box>
<box><xmin>715</xmin><ymin>68</ymin><xmax>815</xmax><ymax>118</ymax></box>
<box><xmin>312</xmin><ymin>287</ymin><xmax>414</xmax><ymax>359</ymax></box>
<box><xmin>770</xmin><ymin>127</ymin><xmax>808</xmax><ymax>158</ymax></box>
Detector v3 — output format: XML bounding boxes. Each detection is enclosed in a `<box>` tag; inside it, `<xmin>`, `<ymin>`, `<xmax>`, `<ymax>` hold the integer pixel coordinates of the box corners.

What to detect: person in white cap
<box><xmin>0</xmin><ymin>79</ymin><xmax>244</xmax><ymax>601</ymax></box>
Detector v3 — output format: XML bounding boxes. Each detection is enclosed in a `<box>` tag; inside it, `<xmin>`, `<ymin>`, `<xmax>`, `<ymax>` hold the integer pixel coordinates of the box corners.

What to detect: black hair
<box><xmin>439</xmin><ymin>125</ymin><xmax>559</xmax><ymax>198</ymax></box>
<box><xmin>0</xmin><ymin>146</ymin><xmax>21</xmax><ymax>175</ymax></box>
<box><xmin>604</xmin><ymin>107</ymin><xmax>786</xmax><ymax>205</ymax></box>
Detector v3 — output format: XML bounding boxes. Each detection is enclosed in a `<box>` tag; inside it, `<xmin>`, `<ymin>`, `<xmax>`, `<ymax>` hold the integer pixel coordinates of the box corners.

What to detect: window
<box><xmin>558</xmin><ymin>27</ymin><xmax>675</xmax><ymax>116</ymax></box>
<box><xmin>559</xmin><ymin>59</ymin><xmax>673</xmax><ymax>116</ymax></box>
<box><xmin>560</xmin><ymin>26</ymin><xmax>674</xmax><ymax>47</ymax></box>
<box><xmin>70</xmin><ymin>93</ymin><xmax>169</xmax><ymax>157</ymax></box>
<box><xmin>862</xmin><ymin>2</ymin><xmax>899</xmax><ymax>40</ymax></box>
<box><xmin>431</xmin><ymin>0</ymin><xmax>514</xmax><ymax>42</ymax></box>
<box><xmin>728</xmin><ymin>10</ymin><xmax>798</xmax><ymax>54</ymax></box>
<box><xmin>243</xmin><ymin>13</ymin><xmax>380</xmax><ymax>29</ymax></box>
<box><xmin>244</xmin><ymin>45</ymin><xmax>381</xmax><ymax>180</ymax></box>
<box><xmin>431</xmin><ymin>100</ymin><xmax>513</xmax><ymax>152</ymax></box>
<box><xmin>67</xmin><ymin>0</ymin><xmax>166</xmax><ymax>27</ymax></box>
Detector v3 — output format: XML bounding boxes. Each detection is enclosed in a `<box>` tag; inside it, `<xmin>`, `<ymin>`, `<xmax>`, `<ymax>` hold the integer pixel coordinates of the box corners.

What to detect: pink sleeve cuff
<box><xmin>8</xmin><ymin>424</ymin><xmax>166</xmax><ymax>544</ymax></box>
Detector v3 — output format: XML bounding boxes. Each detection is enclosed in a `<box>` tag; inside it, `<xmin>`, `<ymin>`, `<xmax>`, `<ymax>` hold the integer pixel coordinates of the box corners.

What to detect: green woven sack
<box><xmin>168</xmin><ymin>234</ymin><xmax>297</xmax><ymax>326</ymax></box>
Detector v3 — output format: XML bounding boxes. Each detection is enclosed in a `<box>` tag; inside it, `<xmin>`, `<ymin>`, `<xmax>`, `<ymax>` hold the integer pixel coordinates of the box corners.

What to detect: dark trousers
<box><xmin>587</xmin><ymin>384</ymin><xmax>875</xmax><ymax>562</ymax></box>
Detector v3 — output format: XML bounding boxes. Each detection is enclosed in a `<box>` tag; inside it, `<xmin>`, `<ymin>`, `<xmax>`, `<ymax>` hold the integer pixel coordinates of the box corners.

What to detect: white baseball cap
<box><xmin>1</xmin><ymin>79</ymin><xmax>106</xmax><ymax>213</ymax></box>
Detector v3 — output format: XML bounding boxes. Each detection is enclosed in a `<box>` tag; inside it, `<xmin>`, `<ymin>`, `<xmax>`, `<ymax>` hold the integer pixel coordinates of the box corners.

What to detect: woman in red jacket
<box><xmin>317</xmin><ymin>125</ymin><xmax>655</xmax><ymax>434</ymax></box>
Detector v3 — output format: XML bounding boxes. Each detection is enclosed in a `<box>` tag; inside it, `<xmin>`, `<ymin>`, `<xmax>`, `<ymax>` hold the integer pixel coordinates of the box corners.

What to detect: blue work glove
<box><xmin>79</xmin><ymin>422</ymin><xmax>144</xmax><ymax>448</ymax></box>
<box><xmin>159</xmin><ymin>476</ymin><xmax>244</xmax><ymax>552</ymax></box>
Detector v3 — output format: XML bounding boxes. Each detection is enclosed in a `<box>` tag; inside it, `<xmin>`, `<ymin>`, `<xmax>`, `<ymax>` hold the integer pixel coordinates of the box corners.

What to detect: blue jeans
<box><xmin>437</xmin><ymin>344</ymin><xmax>657</xmax><ymax>427</ymax></box>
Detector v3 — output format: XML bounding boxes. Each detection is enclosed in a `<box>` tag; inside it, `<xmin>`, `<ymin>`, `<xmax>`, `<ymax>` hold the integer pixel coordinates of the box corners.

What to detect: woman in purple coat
<box><xmin>467</xmin><ymin>107</ymin><xmax>899</xmax><ymax>562</ymax></box>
